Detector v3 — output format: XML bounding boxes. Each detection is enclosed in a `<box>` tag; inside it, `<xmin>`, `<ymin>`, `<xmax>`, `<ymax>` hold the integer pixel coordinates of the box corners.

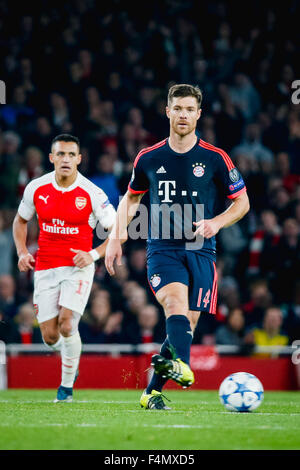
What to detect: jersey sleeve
<box><xmin>91</xmin><ymin>188</ymin><xmax>116</xmax><ymax>229</ymax></box>
<box><xmin>18</xmin><ymin>181</ymin><xmax>36</xmax><ymax>220</ymax></box>
<box><xmin>127</xmin><ymin>153</ymin><xmax>149</xmax><ymax>194</ymax></box>
<box><xmin>214</xmin><ymin>151</ymin><xmax>247</xmax><ymax>199</ymax></box>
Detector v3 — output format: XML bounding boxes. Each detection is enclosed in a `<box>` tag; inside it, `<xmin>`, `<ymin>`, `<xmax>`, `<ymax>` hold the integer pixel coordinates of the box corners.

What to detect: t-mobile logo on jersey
<box><xmin>158</xmin><ymin>181</ymin><xmax>198</xmax><ymax>202</ymax></box>
<box><xmin>158</xmin><ymin>180</ymin><xmax>176</xmax><ymax>202</ymax></box>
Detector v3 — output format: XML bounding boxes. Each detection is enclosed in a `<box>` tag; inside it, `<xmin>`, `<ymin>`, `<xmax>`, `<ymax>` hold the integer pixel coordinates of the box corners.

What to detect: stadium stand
<box><xmin>0</xmin><ymin>0</ymin><xmax>299</xmax><ymax>352</ymax></box>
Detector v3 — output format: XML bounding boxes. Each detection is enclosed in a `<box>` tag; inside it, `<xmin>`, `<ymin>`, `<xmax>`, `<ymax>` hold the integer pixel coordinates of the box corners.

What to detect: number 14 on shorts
<box><xmin>197</xmin><ymin>288</ymin><xmax>210</xmax><ymax>308</ymax></box>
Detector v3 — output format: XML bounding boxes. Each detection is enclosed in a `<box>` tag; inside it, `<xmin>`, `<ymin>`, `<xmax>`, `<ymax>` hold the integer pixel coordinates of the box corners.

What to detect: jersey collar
<box><xmin>167</xmin><ymin>136</ymin><xmax>200</xmax><ymax>156</ymax></box>
<box><xmin>51</xmin><ymin>171</ymin><xmax>82</xmax><ymax>192</ymax></box>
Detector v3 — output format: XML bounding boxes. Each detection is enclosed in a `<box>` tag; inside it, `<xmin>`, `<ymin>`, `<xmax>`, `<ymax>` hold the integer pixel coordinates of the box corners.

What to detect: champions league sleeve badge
<box><xmin>229</xmin><ymin>168</ymin><xmax>240</xmax><ymax>182</ymax></box>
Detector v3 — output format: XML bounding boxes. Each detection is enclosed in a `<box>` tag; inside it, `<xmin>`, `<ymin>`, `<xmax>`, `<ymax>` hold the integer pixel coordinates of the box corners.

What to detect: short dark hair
<box><xmin>51</xmin><ymin>134</ymin><xmax>80</xmax><ymax>152</ymax></box>
<box><xmin>168</xmin><ymin>84</ymin><xmax>203</xmax><ymax>108</ymax></box>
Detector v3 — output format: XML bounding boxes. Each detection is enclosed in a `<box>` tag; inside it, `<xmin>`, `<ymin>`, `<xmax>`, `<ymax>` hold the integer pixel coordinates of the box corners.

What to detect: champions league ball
<box><xmin>219</xmin><ymin>372</ymin><xmax>264</xmax><ymax>412</ymax></box>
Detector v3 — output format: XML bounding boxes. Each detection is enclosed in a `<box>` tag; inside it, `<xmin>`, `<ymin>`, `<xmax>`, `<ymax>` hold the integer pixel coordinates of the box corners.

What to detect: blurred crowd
<box><xmin>0</xmin><ymin>0</ymin><xmax>299</xmax><ymax>353</ymax></box>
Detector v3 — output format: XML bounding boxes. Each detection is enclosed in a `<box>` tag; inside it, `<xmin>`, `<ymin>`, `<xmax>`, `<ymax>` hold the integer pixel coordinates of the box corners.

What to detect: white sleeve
<box><xmin>91</xmin><ymin>188</ymin><xmax>116</xmax><ymax>229</ymax></box>
<box><xmin>18</xmin><ymin>181</ymin><xmax>36</xmax><ymax>221</ymax></box>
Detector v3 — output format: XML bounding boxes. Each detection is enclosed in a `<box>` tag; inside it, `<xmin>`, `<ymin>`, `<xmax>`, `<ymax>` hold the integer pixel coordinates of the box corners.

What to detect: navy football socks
<box><xmin>146</xmin><ymin>315</ymin><xmax>193</xmax><ymax>394</ymax></box>
<box><xmin>146</xmin><ymin>337</ymin><xmax>172</xmax><ymax>394</ymax></box>
<box><xmin>166</xmin><ymin>315</ymin><xmax>193</xmax><ymax>365</ymax></box>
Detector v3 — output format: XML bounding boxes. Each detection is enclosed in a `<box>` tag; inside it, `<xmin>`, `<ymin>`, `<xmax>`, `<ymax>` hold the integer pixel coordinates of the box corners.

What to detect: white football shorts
<box><xmin>33</xmin><ymin>263</ymin><xmax>95</xmax><ymax>323</ymax></box>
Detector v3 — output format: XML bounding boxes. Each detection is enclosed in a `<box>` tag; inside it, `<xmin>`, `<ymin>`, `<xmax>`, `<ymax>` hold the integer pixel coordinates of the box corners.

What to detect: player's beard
<box><xmin>173</xmin><ymin>121</ymin><xmax>194</xmax><ymax>137</ymax></box>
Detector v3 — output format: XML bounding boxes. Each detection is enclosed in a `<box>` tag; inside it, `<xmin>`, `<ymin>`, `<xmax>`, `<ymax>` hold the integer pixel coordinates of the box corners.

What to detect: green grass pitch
<box><xmin>0</xmin><ymin>389</ymin><xmax>299</xmax><ymax>450</ymax></box>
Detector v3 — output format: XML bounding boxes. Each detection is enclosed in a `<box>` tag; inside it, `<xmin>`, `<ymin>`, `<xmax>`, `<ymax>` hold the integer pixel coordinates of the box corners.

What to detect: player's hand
<box><xmin>105</xmin><ymin>238</ymin><xmax>123</xmax><ymax>276</ymax></box>
<box><xmin>193</xmin><ymin>218</ymin><xmax>222</xmax><ymax>239</ymax></box>
<box><xmin>70</xmin><ymin>248</ymin><xmax>93</xmax><ymax>268</ymax></box>
<box><xmin>18</xmin><ymin>252</ymin><xmax>35</xmax><ymax>272</ymax></box>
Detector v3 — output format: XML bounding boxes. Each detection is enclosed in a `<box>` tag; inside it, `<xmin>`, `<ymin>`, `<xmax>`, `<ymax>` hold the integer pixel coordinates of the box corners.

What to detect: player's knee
<box><xmin>42</xmin><ymin>331</ymin><xmax>60</xmax><ymax>346</ymax></box>
<box><xmin>160</xmin><ymin>294</ymin><xmax>187</xmax><ymax>316</ymax></box>
<box><xmin>58</xmin><ymin>311</ymin><xmax>80</xmax><ymax>337</ymax></box>
<box><xmin>59</xmin><ymin>320</ymin><xmax>73</xmax><ymax>337</ymax></box>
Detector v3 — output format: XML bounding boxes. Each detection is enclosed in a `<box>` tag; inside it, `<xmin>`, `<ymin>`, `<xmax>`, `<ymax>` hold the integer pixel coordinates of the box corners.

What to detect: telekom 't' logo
<box><xmin>158</xmin><ymin>180</ymin><xmax>176</xmax><ymax>203</ymax></box>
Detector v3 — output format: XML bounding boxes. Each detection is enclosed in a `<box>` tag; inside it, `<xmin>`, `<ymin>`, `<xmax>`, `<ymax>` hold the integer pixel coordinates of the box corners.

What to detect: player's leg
<box><xmin>54</xmin><ymin>307</ymin><xmax>82</xmax><ymax>402</ymax></box>
<box><xmin>54</xmin><ymin>264</ymin><xmax>94</xmax><ymax>402</ymax></box>
<box><xmin>146</xmin><ymin>309</ymin><xmax>200</xmax><ymax>393</ymax></box>
<box><xmin>33</xmin><ymin>269</ymin><xmax>62</xmax><ymax>349</ymax></box>
<box><xmin>141</xmin><ymin>253</ymin><xmax>192</xmax><ymax>408</ymax></box>
<box><xmin>147</xmin><ymin>251</ymin><xmax>192</xmax><ymax>367</ymax></box>
<box><xmin>39</xmin><ymin>316</ymin><xmax>62</xmax><ymax>351</ymax></box>
<box><xmin>151</xmin><ymin>281</ymin><xmax>195</xmax><ymax>386</ymax></box>
<box><xmin>187</xmin><ymin>310</ymin><xmax>202</xmax><ymax>335</ymax></box>
<box><xmin>156</xmin><ymin>282</ymin><xmax>192</xmax><ymax>364</ymax></box>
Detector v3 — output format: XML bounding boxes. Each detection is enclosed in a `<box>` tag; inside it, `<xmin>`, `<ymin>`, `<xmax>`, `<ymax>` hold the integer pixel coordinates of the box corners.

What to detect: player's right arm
<box><xmin>105</xmin><ymin>190</ymin><xmax>144</xmax><ymax>275</ymax></box>
<box><xmin>12</xmin><ymin>214</ymin><xmax>35</xmax><ymax>271</ymax></box>
<box><xmin>105</xmin><ymin>150</ymin><xmax>149</xmax><ymax>275</ymax></box>
<box><xmin>13</xmin><ymin>180</ymin><xmax>36</xmax><ymax>272</ymax></box>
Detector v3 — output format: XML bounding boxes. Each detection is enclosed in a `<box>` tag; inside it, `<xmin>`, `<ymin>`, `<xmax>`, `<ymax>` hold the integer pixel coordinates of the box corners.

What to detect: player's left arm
<box><xmin>194</xmin><ymin>191</ymin><xmax>250</xmax><ymax>238</ymax></box>
<box><xmin>194</xmin><ymin>150</ymin><xmax>250</xmax><ymax>239</ymax></box>
<box><xmin>70</xmin><ymin>227</ymin><xmax>113</xmax><ymax>268</ymax></box>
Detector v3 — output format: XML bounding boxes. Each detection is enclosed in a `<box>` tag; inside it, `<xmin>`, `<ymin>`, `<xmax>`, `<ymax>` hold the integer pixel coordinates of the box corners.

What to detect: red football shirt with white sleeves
<box><xmin>18</xmin><ymin>171</ymin><xmax>116</xmax><ymax>271</ymax></box>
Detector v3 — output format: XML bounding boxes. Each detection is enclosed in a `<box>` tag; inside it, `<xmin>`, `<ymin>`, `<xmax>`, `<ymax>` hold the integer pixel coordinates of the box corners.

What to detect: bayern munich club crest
<box><xmin>75</xmin><ymin>196</ymin><xmax>87</xmax><ymax>210</ymax></box>
<box><xmin>192</xmin><ymin>162</ymin><xmax>205</xmax><ymax>177</ymax></box>
<box><xmin>150</xmin><ymin>274</ymin><xmax>161</xmax><ymax>288</ymax></box>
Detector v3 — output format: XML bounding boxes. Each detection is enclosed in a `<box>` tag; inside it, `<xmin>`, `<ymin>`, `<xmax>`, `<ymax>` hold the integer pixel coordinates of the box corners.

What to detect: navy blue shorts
<box><xmin>147</xmin><ymin>250</ymin><xmax>217</xmax><ymax>313</ymax></box>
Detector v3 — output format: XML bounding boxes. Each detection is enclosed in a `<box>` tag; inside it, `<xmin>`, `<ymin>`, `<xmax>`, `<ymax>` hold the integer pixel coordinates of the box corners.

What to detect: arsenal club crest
<box><xmin>75</xmin><ymin>196</ymin><xmax>87</xmax><ymax>210</ymax></box>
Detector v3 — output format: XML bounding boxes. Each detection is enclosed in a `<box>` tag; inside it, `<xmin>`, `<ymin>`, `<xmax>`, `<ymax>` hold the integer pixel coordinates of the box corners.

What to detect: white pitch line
<box><xmin>0</xmin><ymin>423</ymin><xmax>296</xmax><ymax>431</ymax></box>
<box><xmin>0</xmin><ymin>401</ymin><xmax>299</xmax><ymax>417</ymax></box>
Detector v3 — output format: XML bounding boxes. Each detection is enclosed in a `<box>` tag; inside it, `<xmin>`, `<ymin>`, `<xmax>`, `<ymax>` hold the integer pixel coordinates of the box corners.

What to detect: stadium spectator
<box><xmin>127</xmin><ymin>246</ymin><xmax>148</xmax><ymax>289</ymax></box>
<box><xmin>90</xmin><ymin>152</ymin><xmax>120</xmax><ymax>209</ymax></box>
<box><xmin>245</xmin><ymin>306</ymin><xmax>289</xmax><ymax>356</ymax></box>
<box><xmin>125</xmin><ymin>286</ymin><xmax>148</xmax><ymax>317</ymax></box>
<box><xmin>215</xmin><ymin>308</ymin><xmax>252</xmax><ymax>354</ymax></box>
<box><xmin>213</xmin><ymin>82</ymin><xmax>244</xmax><ymax>151</ymax></box>
<box><xmin>0</xmin><ymin>274</ymin><xmax>24</xmax><ymax>319</ymax></box>
<box><xmin>0</xmin><ymin>131</ymin><xmax>22</xmax><ymax>208</ymax></box>
<box><xmin>271</xmin><ymin>218</ymin><xmax>300</xmax><ymax>303</ymax></box>
<box><xmin>218</xmin><ymin>221</ymin><xmax>248</xmax><ymax>276</ymax></box>
<box><xmin>122</xmin><ymin>304</ymin><xmax>165</xmax><ymax>345</ymax></box>
<box><xmin>48</xmin><ymin>92</ymin><xmax>71</xmax><ymax>133</ymax></box>
<box><xmin>229</xmin><ymin>73</ymin><xmax>261</xmax><ymax>122</ymax></box>
<box><xmin>0</xmin><ymin>211</ymin><xmax>14</xmax><ymax>276</ymax></box>
<box><xmin>232</xmin><ymin>122</ymin><xmax>274</xmax><ymax>166</ymax></box>
<box><xmin>23</xmin><ymin>116</ymin><xmax>54</xmax><ymax>164</ymax></box>
<box><xmin>242</xmin><ymin>279</ymin><xmax>273</xmax><ymax>328</ymax></box>
<box><xmin>0</xmin><ymin>309</ymin><xmax>19</xmax><ymax>343</ymax></box>
<box><xmin>0</xmin><ymin>86</ymin><xmax>35</xmax><ymax>130</ymax></box>
<box><xmin>280</xmin><ymin>280</ymin><xmax>300</xmax><ymax>344</ymax></box>
<box><xmin>247</xmin><ymin>209</ymin><xmax>281</xmax><ymax>278</ymax></box>
<box><xmin>269</xmin><ymin>186</ymin><xmax>293</xmax><ymax>223</ymax></box>
<box><xmin>13</xmin><ymin>302</ymin><xmax>43</xmax><ymax>344</ymax></box>
<box><xmin>17</xmin><ymin>146</ymin><xmax>45</xmax><ymax>198</ymax></box>
<box><xmin>79</xmin><ymin>289</ymin><xmax>124</xmax><ymax>344</ymax></box>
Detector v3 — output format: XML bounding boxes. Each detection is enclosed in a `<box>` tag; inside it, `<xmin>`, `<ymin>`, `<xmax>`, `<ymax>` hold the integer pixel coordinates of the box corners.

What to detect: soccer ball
<box><xmin>219</xmin><ymin>372</ymin><xmax>264</xmax><ymax>412</ymax></box>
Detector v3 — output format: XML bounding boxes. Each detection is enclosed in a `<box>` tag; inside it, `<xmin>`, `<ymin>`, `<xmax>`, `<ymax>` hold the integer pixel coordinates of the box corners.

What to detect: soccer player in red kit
<box><xmin>13</xmin><ymin>134</ymin><xmax>116</xmax><ymax>402</ymax></box>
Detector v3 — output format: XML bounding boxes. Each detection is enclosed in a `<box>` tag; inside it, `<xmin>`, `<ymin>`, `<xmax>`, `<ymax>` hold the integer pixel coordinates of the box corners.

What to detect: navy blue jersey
<box><xmin>128</xmin><ymin>137</ymin><xmax>246</xmax><ymax>261</ymax></box>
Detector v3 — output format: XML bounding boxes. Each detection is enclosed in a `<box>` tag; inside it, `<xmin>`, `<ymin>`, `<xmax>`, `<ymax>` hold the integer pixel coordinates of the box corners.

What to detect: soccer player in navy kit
<box><xmin>104</xmin><ymin>84</ymin><xmax>250</xmax><ymax>410</ymax></box>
